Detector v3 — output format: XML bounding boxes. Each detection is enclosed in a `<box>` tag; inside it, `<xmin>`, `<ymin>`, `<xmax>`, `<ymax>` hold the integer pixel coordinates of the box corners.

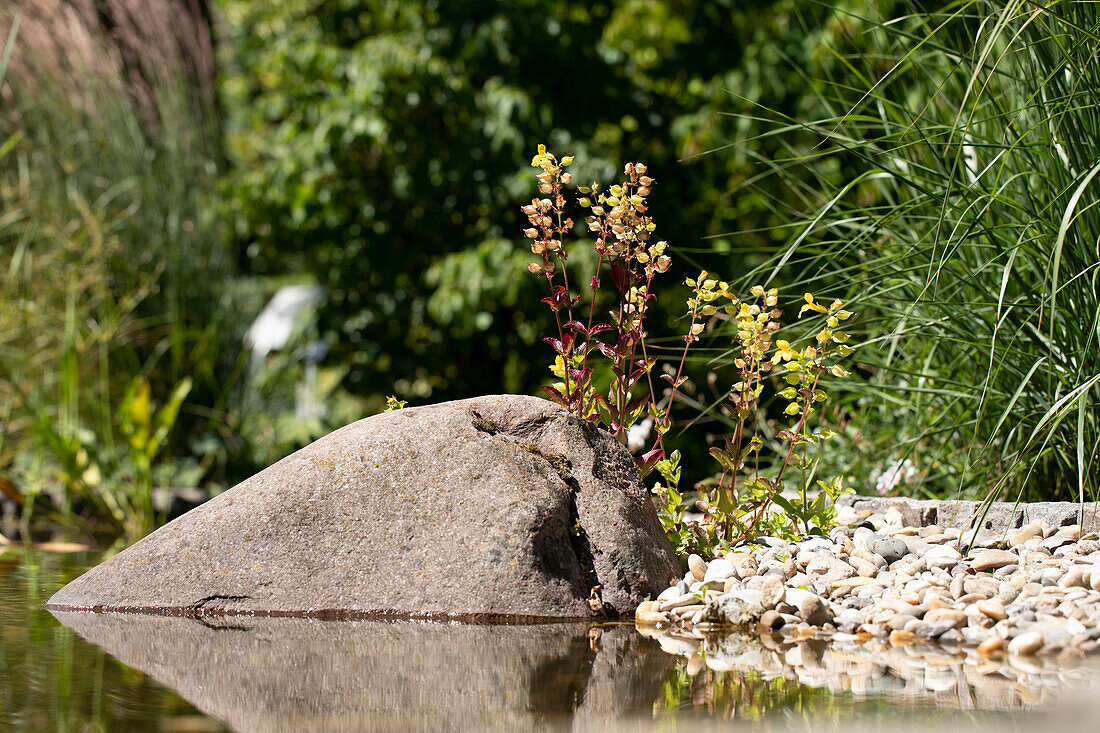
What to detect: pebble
<box><xmin>759</xmin><ymin>575</ymin><xmax>785</xmax><ymax>608</ymax></box>
<box><xmin>725</xmin><ymin>552</ymin><xmax>758</xmax><ymax>579</ymax></box>
<box><xmin>924</xmin><ymin>608</ymin><xmax>966</xmax><ymax>628</ymax></box>
<box><xmin>915</xmin><ymin>620</ymin><xmax>957</xmax><ymax>640</ymax></box>
<box><xmin>1010</xmin><ymin>521</ymin><xmax>1043</xmax><ymax>547</ymax></box>
<box><xmin>688</xmin><ymin>554</ymin><xmax>707</xmax><ymax>582</ymax></box>
<box><xmin>870</xmin><ymin>536</ymin><xmax>908</xmax><ymax>564</ymax></box>
<box><xmin>976</xmin><ymin>599</ymin><xmax>1007</xmax><ymax>621</ymax></box>
<box><xmin>799</xmin><ymin>593</ymin><xmax>833</xmax><ymax>626</ymax></box>
<box><xmin>641</xmin><ymin>511</ymin><xmax>1100</xmax><ymax>659</ymax></box>
<box><xmin>978</xmin><ymin>635</ymin><xmax>1004</xmax><ymax>655</ymax></box>
<box><xmin>656</xmin><ymin>586</ymin><xmax>679</xmax><ymax>602</ymax></box>
<box><xmin>970</xmin><ymin>549</ymin><xmax>1018</xmax><ymax>572</ymax></box>
<box><xmin>659</xmin><ymin>593</ymin><xmax>698</xmax><ymax>612</ymax></box>
<box><xmin>635</xmin><ymin>600</ymin><xmax>669</xmax><ymax>626</ymax></box>
<box><xmin>925</xmin><ymin>545</ymin><xmax>962</xmax><ymax>569</ymax></box>
<box><xmin>703</xmin><ymin>558</ymin><xmax>734</xmax><ymax>583</ymax></box>
<box><xmin>1058</xmin><ymin>565</ymin><xmax>1087</xmax><ymax>589</ymax></box>
<box><xmin>805</xmin><ymin>555</ymin><xmax>856</xmax><ymax>584</ymax></box>
<box><xmin>759</xmin><ymin>609</ymin><xmax>784</xmax><ymax>631</ymax></box>
<box><xmin>1009</xmin><ymin>631</ymin><xmax>1044</xmax><ymax>655</ymax></box>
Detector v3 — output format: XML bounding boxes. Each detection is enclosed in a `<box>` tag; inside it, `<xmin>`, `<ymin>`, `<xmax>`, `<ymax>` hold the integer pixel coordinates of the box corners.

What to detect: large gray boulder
<box><xmin>48</xmin><ymin>395</ymin><xmax>678</xmax><ymax>619</ymax></box>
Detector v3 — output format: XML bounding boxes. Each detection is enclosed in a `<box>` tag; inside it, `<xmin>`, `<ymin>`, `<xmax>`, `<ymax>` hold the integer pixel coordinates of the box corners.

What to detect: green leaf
<box><xmin>771</xmin><ymin>494</ymin><xmax>799</xmax><ymax>517</ymax></box>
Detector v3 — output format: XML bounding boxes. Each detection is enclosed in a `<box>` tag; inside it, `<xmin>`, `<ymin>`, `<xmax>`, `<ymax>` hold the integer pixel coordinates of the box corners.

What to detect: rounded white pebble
<box><xmin>1008</xmin><ymin>631</ymin><xmax>1043</xmax><ymax>655</ymax></box>
<box><xmin>688</xmin><ymin>553</ymin><xmax>708</xmax><ymax>582</ymax></box>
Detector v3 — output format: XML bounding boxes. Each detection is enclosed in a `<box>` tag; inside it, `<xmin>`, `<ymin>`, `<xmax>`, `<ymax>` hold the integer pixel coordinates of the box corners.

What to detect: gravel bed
<box><xmin>636</xmin><ymin>504</ymin><xmax>1100</xmax><ymax>657</ymax></box>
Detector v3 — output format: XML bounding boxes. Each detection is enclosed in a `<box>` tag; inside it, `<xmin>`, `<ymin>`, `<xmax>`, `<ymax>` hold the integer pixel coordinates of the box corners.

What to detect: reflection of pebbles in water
<box><xmin>49</xmin><ymin>608</ymin><xmax>1100</xmax><ymax>732</ymax></box>
<box><xmin>49</xmin><ymin>611</ymin><xmax>676</xmax><ymax>732</ymax></box>
<box><xmin>639</xmin><ymin>624</ymin><xmax>1100</xmax><ymax>711</ymax></box>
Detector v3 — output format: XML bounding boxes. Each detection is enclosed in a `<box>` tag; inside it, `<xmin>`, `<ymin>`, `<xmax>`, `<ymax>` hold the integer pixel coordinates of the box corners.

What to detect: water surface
<box><xmin>5</xmin><ymin>549</ymin><xmax>1100</xmax><ymax>731</ymax></box>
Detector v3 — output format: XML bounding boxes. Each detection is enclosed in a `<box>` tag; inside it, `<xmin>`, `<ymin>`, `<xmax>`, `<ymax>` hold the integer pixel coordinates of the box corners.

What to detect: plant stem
<box><xmin>735</xmin><ymin>369</ymin><xmax>823</xmax><ymax>543</ymax></box>
<box><xmin>651</xmin><ymin>316</ymin><xmax>697</xmax><ymax>456</ymax></box>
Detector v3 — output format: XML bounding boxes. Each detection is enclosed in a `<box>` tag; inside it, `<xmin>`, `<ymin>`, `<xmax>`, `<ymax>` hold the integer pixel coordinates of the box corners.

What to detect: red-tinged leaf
<box><xmin>609</xmin><ymin>263</ymin><xmax>630</xmax><ymax>293</ymax></box>
<box><xmin>568</xmin><ymin>367</ymin><xmax>593</xmax><ymax>383</ymax></box>
<box><xmin>660</xmin><ymin>373</ymin><xmax>675</xmax><ymax>384</ymax></box>
<box><xmin>541</xmin><ymin>385</ymin><xmax>568</xmax><ymax>407</ymax></box>
<box><xmin>635</xmin><ymin>356</ymin><xmax>658</xmax><ymax>371</ymax></box>
<box><xmin>635</xmin><ymin>447</ymin><xmax>665</xmax><ymax>478</ymax></box>
<box><xmin>597</xmin><ymin>342</ymin><xmax>618</xmax><ymax>359</ymax></box>
<box><xmin>588</xmin><ymin>323</ymin><xmax>612</xmax><ymax>335</ymax></box>
<box><xmin>563</xmin><ymin>320</ymin><xmax>587</xmax><ymax>334</ymax></box>
<box><xmin>542</xmin><ymin>337</ymin><xmax>565</xmax><ymax>354</ymax></box>
<box><xmin>709</xmin><ymin>446</ymin><xmax>736</xmax><ymax>471</ymax></box>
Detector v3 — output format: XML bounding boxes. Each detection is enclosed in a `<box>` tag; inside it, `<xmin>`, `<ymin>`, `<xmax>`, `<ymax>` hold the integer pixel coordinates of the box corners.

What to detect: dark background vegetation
<box><xmin>1</xmin><ymin>0</ymin><xmax>1097</xmax><ymax>538</ymax></box>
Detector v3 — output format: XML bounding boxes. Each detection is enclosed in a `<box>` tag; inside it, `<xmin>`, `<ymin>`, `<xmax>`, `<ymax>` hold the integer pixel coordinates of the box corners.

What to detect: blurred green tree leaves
<box><xmin>219</xmin><ymin>0</ymin><xmax>890</xmax><ymax>401</ymax></box>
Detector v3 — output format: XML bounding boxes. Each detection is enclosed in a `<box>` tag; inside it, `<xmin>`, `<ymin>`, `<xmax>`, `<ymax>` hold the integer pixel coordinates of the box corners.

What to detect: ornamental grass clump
<box><xmin>722</xmin><ymin>1</ymin><xmax>1100</xmax><ymax>505</ymax></box>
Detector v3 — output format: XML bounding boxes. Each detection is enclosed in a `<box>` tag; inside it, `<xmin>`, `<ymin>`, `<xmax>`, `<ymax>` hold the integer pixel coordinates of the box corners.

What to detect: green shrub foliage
<box><xmin>219</xmin><ymin>0</ymin><xmax>888</xmax><ymax>402</ymax></box>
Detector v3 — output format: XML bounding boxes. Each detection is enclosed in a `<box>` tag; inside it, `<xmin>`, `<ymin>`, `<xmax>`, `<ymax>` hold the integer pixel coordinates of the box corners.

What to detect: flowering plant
<box><xmin>522</xmin><ymin>147</ymin><xmax>856</xmax><ymax>547</ymax></box>
<box><xmin>521</xmin><ymin>145</ymin><xmax>687</xmax><ymax>475</ymax></box>
<box><xmin>654</xmin><ymin>289</ymin><xmax>857</xmax><ymax>553</ymax></box>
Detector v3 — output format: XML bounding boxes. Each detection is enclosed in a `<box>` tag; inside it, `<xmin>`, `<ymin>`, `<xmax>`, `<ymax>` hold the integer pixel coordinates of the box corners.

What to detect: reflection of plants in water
<box><xmin>0</xmin><ymin>549</ymin><xmax>217</xmax><ymax>731</ymax></box>
<box><xmin>655</xmin><ymin>662</ymin><xmax>847</xmax><ymax>723</ymax></box>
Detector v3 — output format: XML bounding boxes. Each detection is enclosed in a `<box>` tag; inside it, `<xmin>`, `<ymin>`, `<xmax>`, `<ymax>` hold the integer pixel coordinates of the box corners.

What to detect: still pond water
<box><xmin>4</xmin><ymin>548</ymin><xmax>1100</xmax><ymax>731</ymax></box>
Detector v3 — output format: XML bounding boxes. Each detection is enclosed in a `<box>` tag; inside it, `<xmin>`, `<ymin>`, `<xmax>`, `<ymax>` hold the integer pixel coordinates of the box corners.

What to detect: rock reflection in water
<box><xmin>50</xmin><ymin>612</ymin><xmax>674</xmax><ymax>732</ymax></box>
<box><xmin>640</xmin><ymin>624</ymin><xmax>1100</xmax><ymax>712</ymax></box>
<box><xmin>49</xmin><ymin>610</ymin><xmax>1100</xmax><ymax>731</ymax></box>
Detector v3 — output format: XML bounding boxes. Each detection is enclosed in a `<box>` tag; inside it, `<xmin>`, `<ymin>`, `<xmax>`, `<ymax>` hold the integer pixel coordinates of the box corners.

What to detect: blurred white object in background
<box><xmin>244</xmin><ymin>284</ymin><xmax>325</xmax><ymax>363</ymax></box>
